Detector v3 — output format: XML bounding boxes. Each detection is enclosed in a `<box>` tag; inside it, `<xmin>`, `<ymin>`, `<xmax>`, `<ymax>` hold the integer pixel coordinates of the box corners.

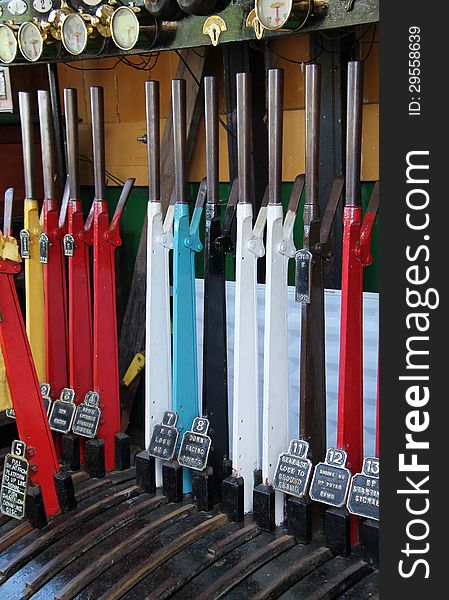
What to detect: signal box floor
<box><xmin>0</xmin><ymin>466</ymin><xmax>378</xmax><ymax>599</ymax></box>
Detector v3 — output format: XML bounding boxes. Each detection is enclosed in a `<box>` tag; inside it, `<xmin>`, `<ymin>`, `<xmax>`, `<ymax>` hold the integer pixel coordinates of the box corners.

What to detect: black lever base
<box><xmin>135</xmin><ymin>450</ymin><xmax>156</xmax><ymax>493</ymax></box>
<box><xmin>221</xmin><ymin>476</ymin><xmax>244</xmax><ymax>522</ymax></box>
<box><xmin>360</xmin><ymin>518</ymin><xmax>379</xmax><ymax>568</ymax></box>
<box><xmin>253</xmin><ymin>484</ymin><xmax>276</xmax><ymax>532</ymax></box>
<box><xmin>162</xmin><ymin>461</ymin><xmax>183</xmax><ymax>503</ymax></box>
<box><xmin>54</xmin><ymin>471</ymin><xmax>77</xmax><ymax>512</ymax></box>
<box><xmin>85</xmin><ymin>438</ymin><xmax>106</xmax><ymax>479</ymax></box>
<box><xmin>61</xmin><ymin>433</ymin><xmax>80</xmax><ymax>471</ymax></box>
<box><xmin>193</xmin><ymin>467</ymin><xmax>214</xmax><ymax>512</ymax></box>
<box><xmin>324</xmin><ymin>507</ymin><xmax>352</xmax><ymax>556</ymax></box>
<box><xmin>286</xmin><ymin>495</ymin><xmax>313</xmax><ymax>544</ymax></box>
<box><xmin>26</xmin><ymin>485</ymin><xmax>47</xmax><ymax>529</ymax></box>
<box><xmin>114</xmin><ymin>433</ymin><xmax>131</xmax><ymax>471</ymax></box>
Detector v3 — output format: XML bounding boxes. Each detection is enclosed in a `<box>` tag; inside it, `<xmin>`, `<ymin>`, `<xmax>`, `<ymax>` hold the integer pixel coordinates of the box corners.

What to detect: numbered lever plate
<box><xmin>0</xmin><ymin>440</ymin><xmax>29</xmax><ymax>520</ymax></box>
<box><xmin>40</xmin><ymin>382</ymin><xmax>52</xmax><ymax>416</ymax></box>
<box><xmin>39</xmin><ymin>233</ymin><xmax>49</xmax><ymax>263</ymax></box>
<box><xmin>347</xmin><ymin>456</ymin><xmax>379</xmax><ymax>521</ymax></box>
<box><xmin>63</xmin><ymin>234</ymin><xmax>75</xmax><ymax>256</ymax></box>
<box><xmin>72</xmin><ymin>391</ymin><xmax>102</xmax><ymax>438</ymax></box>
<box><xmin>273</xmin><ymin>439</ymin><xmax>313</xmax><ymax>499</ymax></box>
<box><xmin>19</xmin><ymin>229</ymin><xmax>30</xmax><ymax>259</ymax></box>
<box><xmin>178</xmin><ymin>417</ymin><xmax>211</xmax><ymax>472</ymax></box>
<box><xmin>295</xmin><ymin>248</ymin><xmax>313</xmax><ymax>303</ymax></box>
<box><xmin>48</xmin><ymin>387</ymin><xmax>76</xmax><ymax>434</ymax></box>
<box><xmin>309</xmin><ymin>448</ymin><xmax>352</xmax><ymax>508</ymax></box>
<box><xmin>148</xmin><ymin>411</ymin><xmax>180</xmax><ymax>462</ymax></box>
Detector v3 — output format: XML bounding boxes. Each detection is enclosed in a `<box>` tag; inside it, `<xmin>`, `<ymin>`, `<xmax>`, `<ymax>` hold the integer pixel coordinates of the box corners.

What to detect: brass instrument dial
<box><xmin>0</xmin><ymin>24</ymin><xmax>18</xmax><ymax>63</ymax></box>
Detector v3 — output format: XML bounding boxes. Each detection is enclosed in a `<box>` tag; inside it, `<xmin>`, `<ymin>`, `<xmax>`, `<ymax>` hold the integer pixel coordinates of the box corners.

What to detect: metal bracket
<box><xmin>341</xmin><ymin>0</ymin><xmax>356</xmax><ymax>11</ymax></box>
<box><xmin>246</xmin><ymin>9</ymin><xmax>264</xmax><ymax>40</ymax></box>
<box><xmin>203</xmin><ymin>15</ymin><xmax>227</xmax><ymax>47</ymax></box>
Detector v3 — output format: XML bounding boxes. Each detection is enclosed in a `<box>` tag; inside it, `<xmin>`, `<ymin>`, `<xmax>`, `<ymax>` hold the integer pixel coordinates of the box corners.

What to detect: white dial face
<box><xmin>82</xmin><ymin>0</ymin><xmax>102</xmax><ymax>6</ymax></box>
<box><xmin>7</xmin><ymin>0</ymin><xmax>28</xmax><ymax>16</ymax></box>
<box><xmin>32</xmin><ymin>0</ymin><xmax>53</xmax><ymax>13</ymax></box>
<box><xmin>111</xmin><ymin>7</ymin><xmax>139</xmax><ymax>51</ymax></box>
<box><xmin>0</xmin><ymin>25</ymin><xmax>18</xmax><ymax>64</ymax></box>
<box><xmin>62</xmin><ymin>14</ymin><xmax>87</xmax><ymax>55</ymax></box>
<box><xmin>255</xmin><ymin>0</ymin><xmax>292</xmax><ymax>29</ymax></box>
<box><xmin>18</xmin><ymin>22</ymin><xmax>43</xmax><ymax>61</ymax></box>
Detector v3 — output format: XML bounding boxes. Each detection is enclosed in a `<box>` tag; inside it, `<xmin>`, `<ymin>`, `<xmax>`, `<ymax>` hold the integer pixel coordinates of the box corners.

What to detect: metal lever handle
<box><xmin>205</xmin><ymin>76</ymin><xmax>219</xmax><ymax>206</ymax></box>
<box><xmin>315</xmin><ymin>175</ymin><xmax>345</xmax><ymax>259</ymax></box>
<box><xmin>287</xmin><ymin>174</ymin><xmax>305</xmax><ymax>214</ymax></box>
<box><xmin>172</xmin><ymin>79</ymin><xmax>187</xmax><ymax>204</ymax></box>
<box><xmin>221</xmin><ymin>178</ymin><xmax>239</xmax><ymax>236</ymax></box>
<box><xmin>193</xmin><ymin>177</ymin><xmax>207</xmax><ymax>211</ymax></box>
<box><xmin>346</xmin><ymin>60</ymin><xmax>364</xmax><ymax>206</ymax></box>
<box><xmin>237</xmin><ymin>72</ymin><xmax>251</xmax><ymax>205</ymax></box>
<box><xmin>18</xmin><ymin>92</ymin><xmax>36</xmax><ymax>201</ymax></box>
<box><xmin>146</xmin><ymin>80</ymin><xmax>160</xmax><ymax>204</ymax></box>
<box><xmin>58</xmin><ymin>177</ymin><xmax>71</xmax><ymax>230</ymax></box>
<box><xmin>64</xmin><ymin>88</ymin><xmax>81</xmax><ymax>201</ymax></box>
<box><xmin>215</xmin><ymin>178</ymin><xmax>238</xmax><ymax>253</ymax></box>
<box><xmin>38</xmin><ymin>90</ymin><xmax>56</xmax><ymax>202</ymax></box>
<box><xmin>2</xmin><ymin>188</ymin><xmax>14</xmax><ymax>237</ymax></box>
<box><xmin>90</xmin><ymin>86</ymin><xmax>107</xmax><ymax>201</ymax></box>
<box><xmin>109</xmin><ymin>177</ymin><xmax>136</xmax><ymax>233</ymax></box>
<box><xmin>268</xmin><ymin>68</ymin><xmax>283</xmax><ymax>206</ymax></box>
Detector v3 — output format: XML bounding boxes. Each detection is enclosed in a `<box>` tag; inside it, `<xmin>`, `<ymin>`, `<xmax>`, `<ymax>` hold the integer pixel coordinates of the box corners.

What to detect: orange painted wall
<box><xmin>57</xmin><ymin>28</ymin><xmax>378</xmax><ymax>186</ymax></box>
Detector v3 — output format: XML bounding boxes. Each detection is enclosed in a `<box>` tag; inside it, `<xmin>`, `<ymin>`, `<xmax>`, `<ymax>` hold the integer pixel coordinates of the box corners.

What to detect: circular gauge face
<box><xmin>7</xmin><ymin>0</ymin><xmax>28</xmax><ymax>16</ymax></box>
<box><xmin>32</xmin><ymin>0</ymin><xmax>53</xmax><ymax>13</ymax></box>
<box><xmin>18</xmin><ymin>22</ymin><xmax>44</xmax><ymax>61</ymax></box>
<box><xmin>61</xmin><ymin>13</ymin><xmax>87</xmax><ymax>55</ymax></box>
<box><xmin>111</xmin><ymin>7</ymin><xmax>139</xmax><ymax>51</ymax></box>
<box><xmin>255</xmin><ymin>0</ymin><xmax>292</xmax><ymax>30</ymax></box>
<box><xmin>82</xmin><ymin>0</ymin><xmax>102</xmax><ymax>6</ymax></box>
<box><xmin>0</xmin><ymin>25</ymin><xmax>18</xmax><ymax>64</ymax></box>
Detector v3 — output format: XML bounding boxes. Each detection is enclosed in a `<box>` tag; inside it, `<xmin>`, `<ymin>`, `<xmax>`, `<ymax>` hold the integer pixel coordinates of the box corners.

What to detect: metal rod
<box><xmin>90</xmin><ymin>86</ymin><xmax>107</xmax><ymax>201</ymax></box>
<box><xmin>37</xmin><ymin>90</ymin><xmax>56</xmax><ymax>201</ymax></box>
<box><xmin>146</xmin><ymin>80</ymin><xmax>160</xmax><ymax>203</ymax></box>
<box><xmin>268</xmin><ymin>68</ymin><xmax>283</xmax><ymax>206</ymax></box>
<box><xmin>236</xmin><ymin>72</ymin><xmax>251</xmax><ymax>204</ymax></box>
<box><xmin>345</xmin><ymin>60</ymin><xmax>363</xmax><ymax>206</ymax></box>
<box><xmin>172</xmin><ymin>79</ymin><xmax>187</xmax><ymax>204</ymax></box>
<box><xmin>204</xmin><ymin>76</ymin><xmax>219</xmax><ymax>205</ymax></box>
<box><xmin>305</xmin><ymin>64</ymin><xmax>321</xmax><ymax>209</ymax></box>
<box><xmin>64</xmin><ymin>88</ymin><xmax>80</xmax><ymax>200</ymax></box>
<box><xmin>18</xmin><ymin>92</ymin><xmax>35</xmax><ymax>200</ymax></box>
<box><xmin>47</xmin><ymin>63</ymin><xmax>67</xmax><ymax>187</ymax></box>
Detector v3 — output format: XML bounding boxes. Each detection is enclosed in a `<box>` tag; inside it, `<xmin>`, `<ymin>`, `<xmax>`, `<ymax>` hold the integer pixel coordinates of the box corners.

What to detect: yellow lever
<box><xmin>23</xmin><ymin>199</ymin><xmax>46</xmax><ymax>382</ymax></box>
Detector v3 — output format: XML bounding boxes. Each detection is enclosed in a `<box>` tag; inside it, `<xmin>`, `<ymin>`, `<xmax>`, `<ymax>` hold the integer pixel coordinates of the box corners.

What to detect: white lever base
<box><xmin>232</xmin><ymin>203</ymin><xmax>262</xmax><ymax>514</ymax></box>
<box><xmin>145</xmin><ymin>202</ymin><xmax>172</xmax><ymax>487</ymax></box>
<box><xmin>262</xmin><ymin>204</ymin><xmax>290</xmax><ymax>525</ymax></box>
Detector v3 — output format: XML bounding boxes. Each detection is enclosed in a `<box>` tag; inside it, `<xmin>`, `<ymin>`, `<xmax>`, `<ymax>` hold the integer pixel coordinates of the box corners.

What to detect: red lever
<box><xmin>93</xmin><ymin>178</ymin><xmax>135</xmax><ymax>471</ymax></box>
<box><xmin>0</xmin><ymin>258</ymin><xmax>60</xmax><ymax>518</ymax></box>
<box><xmin>43</xmin><ymin>182</ymin><xmax>69</xmax><ymax>401</ymax></box>
<box><xmin>337</xmin><ymin>182</ymin><xmax>379</xmax><ymax>476</ymax></box>
<box><xmin>67</xmin><ymin>199</ymin><xmax>93</xmax><ymax>405</ymax></box>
